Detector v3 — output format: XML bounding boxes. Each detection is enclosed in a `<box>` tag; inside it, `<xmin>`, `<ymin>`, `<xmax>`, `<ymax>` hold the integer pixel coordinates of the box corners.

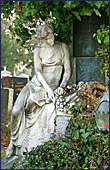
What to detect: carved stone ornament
<box><xmin>2</xmin><ymin>24</ymin><xmax>77</xmax><ymax>165</ymax></box>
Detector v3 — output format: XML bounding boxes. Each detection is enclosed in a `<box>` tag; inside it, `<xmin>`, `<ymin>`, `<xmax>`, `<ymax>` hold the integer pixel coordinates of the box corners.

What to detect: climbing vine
<box><xmin>93</xmin><ymin>25</ymin><xmax>109</xmax><ymax>77</ymax></box>
<box><xmin>1</xmin><ymin>1</ymin><xmax>109</xmax><ymax>46</ymax></box>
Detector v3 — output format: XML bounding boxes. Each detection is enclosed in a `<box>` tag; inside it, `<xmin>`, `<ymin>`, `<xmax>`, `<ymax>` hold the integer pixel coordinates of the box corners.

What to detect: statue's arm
<box><xmin>60</xmin><ymin>43</ymin><xmax>71</xmax><ymax>88</ymax></box>
<box><xmin>34</xmin><ymin>47</ymin><xmax>55</xmax><ymax>102</ymax></box>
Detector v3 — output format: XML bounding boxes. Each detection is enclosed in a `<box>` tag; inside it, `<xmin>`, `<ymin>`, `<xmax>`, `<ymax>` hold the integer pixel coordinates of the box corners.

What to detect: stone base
<box><xmin>55</xmin><ymin>111</ymin><xmax>73</xmax><ymax>139</ymax></box>
<box><xmin>1</xmin><ymin>156</ymin><xmax>19</xmax><ymax>169</ymax></box>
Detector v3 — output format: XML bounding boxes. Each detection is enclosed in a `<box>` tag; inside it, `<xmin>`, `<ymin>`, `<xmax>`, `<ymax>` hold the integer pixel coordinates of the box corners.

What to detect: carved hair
<box><xmin>37</xmin><ymin>24</ymin><xmax>54</xmax><ymax>39</ymax></box>
<box><xmin>28</xmin><ymin>24</ymin><xmax>54</xmax><ymax>47</ymax></box>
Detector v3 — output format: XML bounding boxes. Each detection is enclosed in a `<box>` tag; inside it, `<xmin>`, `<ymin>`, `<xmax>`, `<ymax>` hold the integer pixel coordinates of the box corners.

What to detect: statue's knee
<box><xmin>12</xmin><ymin>108</ymin><xmax>20</xmax><ymax>116</ymax></box>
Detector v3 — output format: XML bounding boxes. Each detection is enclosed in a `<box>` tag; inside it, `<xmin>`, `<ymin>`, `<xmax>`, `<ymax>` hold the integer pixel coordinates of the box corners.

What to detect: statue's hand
<box><xmin>47</xmin><ymin>88</ymin><xmax>55</xmax><ymax>103</ymax></box>
<box><xmin>55</xmin><ymin>87</ymin><xmax>64</xmax><ymax>96</ymax></box>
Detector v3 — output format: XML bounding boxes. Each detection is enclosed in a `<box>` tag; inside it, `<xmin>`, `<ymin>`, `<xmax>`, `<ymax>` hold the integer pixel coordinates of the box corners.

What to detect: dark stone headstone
<box><xmin>73</xmin><ymin>14</ymin><xmax>108</xmax><ymax>57</ymax></box>
<box><xmin>9</xmin><ymin>77</ymin><xmax>28</xmax><ymax>103</ymax></box>
<box><xmin>76</xmin><ymin>57</ymin><xmax>105</xmax><ymax>83</ymax></box>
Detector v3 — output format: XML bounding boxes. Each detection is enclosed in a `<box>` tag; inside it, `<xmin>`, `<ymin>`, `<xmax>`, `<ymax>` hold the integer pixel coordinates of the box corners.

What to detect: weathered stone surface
<box><xmin>1</xmin><ymin>156</ymin><xmax>19</xmax><ymax>169</ymax></box>
<box><xmin>4</xmin><ymin>24</ymin><xmax>72</xmax><ymax>161</ymax></box>
<box><xmin>73</xmin><ymin>14</ymin><xmax>106</xmax><ymax>57</ymax></box>
<box><xmin>1</xmin><ymin>88</ymin><xmax>13</xmax><ymax>123</ymax></box>
<box><xmin>76</xmin><ymin>57</ymin><xmax>105</xmax><ymax>83</ymax></box>
<box><xmin>55</xmin><ymin>112</ymin><xmax>73</xmax><ymax>140</ymax></box>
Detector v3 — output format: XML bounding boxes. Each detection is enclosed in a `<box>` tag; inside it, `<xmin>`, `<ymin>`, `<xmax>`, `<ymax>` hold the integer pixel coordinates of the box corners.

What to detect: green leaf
<box><xmin>94</xmin><ymin>1</ymin><xmax>102</xmax><ymax>9</ymax></box>
<box><xmin>76</xmin><ymin>90</ymin><xmax>80</xmax><ymax>96</ymax></box>
<box><xmin>53</xmin><ymin>1</ymin><xmax>60</xmax><ymax>5</ymax></box>
<box><xmin>72</xmin><ymin>11</ymin><xmax>81</xmax><ymax>21</ymax></box>
<box><xmin>97</xmin><ymin>29</ymin><xmax>101</xmax><ymax>37</ymax></box>
<box><xmin>39</xmin><ymin>1</ymin><xmax>44</xmax><ymax>5</ymax></box>
<box><xmin>22</xmin><ymin>7</ymin><xmax>27</xmax><ymax>13</ymax></box>
<box><xmin>80</xmin><ymin>7</ymin><xmax>93</xmax><ymax>16</ymax></box>
<box><xmin>30</xmin><ymin>9</ymin><xmax>36</xmax><ymax>15</ymax></box>
<box><xmin>13</xmin><ymin>19</ymin><xmax>19</xmax><ymax>25</ymax></box>
<box><xmin>97</xmin><ymin>38</ymin><xmax>101</xmax><ymax>44</ymax></box>
<box><xmin>94</xmin><ymin>9</ymin><xmax>101</xmax><ymax>17</ymax></box>
<box><xmin>66</xmin><ymin>1</ymin><xmax>72</xmax><ymax>6</ymax></box>
<box><xmin>88</xmin><ymin>146</ymin><xmax>92</xmax><ymax>153</ymax></box>
<box><xmin>103</xmin><ymin>165</ymin><xmax>109</xmax><ymax>169</ymax></box>
<box><xmin>22</xmin><ymin>1</ymin><xmax>30</xmax><ymax>5</ymax></box>
<box><xmin>100</xmin><ymin>24</ymin><xmax>105</xmax><ymax>29</ymax></box>
<box><xmin>74</xmin><ymin>106</ymin><xmax>79</xmax><ymax>111</ymax></box>
<box><xmin>82</xmin><ymin>163</ymin><xmax>86</xmax><ymax>168</ymax></box>
<box><xmin>74</xmin><ymin>130</ymin><xmax>79</xmax><ymax>140</ymax></box>
<box><xmin>53</xmin><ymin>11</ymin><xmax>60</xmax><ymax>19</ymax></box>
<box><xmin>93</xmin><ymin>33</ymin><xmax>96</xmax><ymax>38</ymax></box>
<box><xmin>80</xmin><ymin>129</ymin><xmax>85</xmax><ymax>134</ymax></box>
<box><xmin>81</xmin><ymin>132</ymin><xmax>89</xmax><ymax>139</ymax></box>
<box><xmin>71</xmin><ymin>1</ymin><xmax>81</xmax><ymax>8</ymax></box>
<box><xmin>22</xmin><ymin>8</ymin><xmax>30</xmax><ymax>16</ymax></box>
<box><xmin>98</xmin><ymin>73</ymin><xmax>104</xmax><ymax>78</ymax></box>
<box><xmin>79</xmin><ymin>107</ymin><xmax>83</xmax><ymax>112</ymax></box>
<box><xmin>97</xmin><ymin>158</ymin><xmax>101</xmax><ymax>165</ymax></box>
<box><xmin>104</xmin><ymin>36</ymin><xmax>109</xmax><ymax>44</ymax></box>
<box><xmin>74</xmin><ymin>123</ymin><xmax>78</xmax><ymax>128</ymax></box>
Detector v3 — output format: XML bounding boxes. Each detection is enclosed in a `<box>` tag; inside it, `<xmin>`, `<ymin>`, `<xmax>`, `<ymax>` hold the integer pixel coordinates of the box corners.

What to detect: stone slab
<box><xmin>9</xmin><ymin>77</ymin><xmax>28</xmax><ymax>103</ymax></box>
<box><xmin>76</xmin><ymin>57</ymin><xmax>105</xmax><ymax>83</ymax></box>
<box><xmin>73</xmin><ymin>14</ymin><xmax>106</xmax><ymax>57</ymax></box>
<box><xmin>1</xmin><ymin>156</ymin><xmax>19</xmax><ymax>169</ymax></box>
<box><xmin>55</xmin><ymin>111</ymin><xmax>72</xmax><ymax>139</ymax></box>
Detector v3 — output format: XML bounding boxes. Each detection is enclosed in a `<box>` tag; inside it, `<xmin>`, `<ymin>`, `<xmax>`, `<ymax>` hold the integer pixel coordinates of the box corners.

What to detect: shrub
<box><xmin>9</xmin><ymin>88</ymin><xmax>109</xmax><ymax>169</ymax></box>
<box><xmin>93</xmin><ymin>25</ymin><xmax>109</xmax><ymax>78</ymax></box>
<box><xmin>19</xmin><ymin>104</ymin><xmax>109</xmax><ymax>169</ymax></box>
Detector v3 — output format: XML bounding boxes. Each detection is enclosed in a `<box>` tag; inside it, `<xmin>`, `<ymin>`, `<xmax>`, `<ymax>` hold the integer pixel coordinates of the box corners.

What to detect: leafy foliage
<box><xmin>22</xmin><ymin>114</ymin><xmax>109</xmax><ymax>169</ymax></box>
<box><xmin>1</xmin><ymin>1</ymin><xmax>109</xmax><ymax>72</ymax></box>
<box><xmin>1</xmin><ymin>20</ymin><xmax>28</xmax><ymax>74</ymax></box>
<box><xmin>93</xmin><ymin>25</ymin><xmax>109</xmax><ymax>78</ymax></box>
<box><xmin>1</xmin><ymin>1</ymin><xmax>109</xmax><ymax>46</ymax></box>
<box><xmin>10</xmin><ymin>94</ymin><xmax>109</xmax><ymax>169</ymax></box>
<box><xmin>1</xmin><ymin>150</ymin><xmax>6</xmax><ymax>161</ymax></box>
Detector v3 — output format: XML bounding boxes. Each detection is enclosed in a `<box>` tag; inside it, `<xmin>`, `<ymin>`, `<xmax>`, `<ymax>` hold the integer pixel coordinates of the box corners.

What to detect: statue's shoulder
<box><xmin>55</xmin><ymin>42</ymin><xmax>68</xmax><ymax>50</ymax></box>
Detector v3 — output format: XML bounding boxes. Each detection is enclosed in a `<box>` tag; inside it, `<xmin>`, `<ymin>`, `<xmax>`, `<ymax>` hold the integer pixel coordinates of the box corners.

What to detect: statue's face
<box><xmin>46</xmin><ymin>33</ymin><xmax>54</xmax><ymax>46</ymax></box>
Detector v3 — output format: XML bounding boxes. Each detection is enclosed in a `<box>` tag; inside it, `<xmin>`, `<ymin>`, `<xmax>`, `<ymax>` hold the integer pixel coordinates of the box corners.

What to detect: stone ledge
<box><xmin>1</xmin><ymin>156</ymin><xmax>19</xmax><ymax>169</ymax></box>
<box><xmin>56</xmin><ymin>110</ymin><xmax>73</xmax><ymax>117</ymax></box>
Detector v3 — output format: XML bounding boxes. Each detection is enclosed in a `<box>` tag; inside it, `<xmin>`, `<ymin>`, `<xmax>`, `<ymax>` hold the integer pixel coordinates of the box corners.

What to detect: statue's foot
<box><xmin>2</xmin><ymin>156</ymin><xmax>10</xmax><ymax>164</ymax></box>
<box><xmin>2</xmin><ymin>155</ymin><xmax>19</xmax><ymax>164</ymax></box>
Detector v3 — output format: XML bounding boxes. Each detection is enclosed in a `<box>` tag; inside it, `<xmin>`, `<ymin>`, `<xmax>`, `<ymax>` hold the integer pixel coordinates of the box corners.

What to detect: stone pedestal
<box><xmin>55</xmin><ymin>111</ymin><xmax>73</xmax><ymax>139</ymax></box>
<box><xmin>1</xmin><ymin>156</ymin><xmax>19</xmax><ymax>169</ymax></box>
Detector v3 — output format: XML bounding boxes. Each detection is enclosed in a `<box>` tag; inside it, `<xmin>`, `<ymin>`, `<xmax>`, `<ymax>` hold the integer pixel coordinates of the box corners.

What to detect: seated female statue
<box><xmin>6</xmin><ymin>24</ymin><xmax>71</xmax><ymax>158</ymax></box>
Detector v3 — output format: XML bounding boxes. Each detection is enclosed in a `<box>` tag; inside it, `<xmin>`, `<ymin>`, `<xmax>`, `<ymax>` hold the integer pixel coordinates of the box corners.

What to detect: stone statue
<box><xmin>4</xmin><ymin>24</ymin><xmax>71</xmax><ymax>161</ymax></box>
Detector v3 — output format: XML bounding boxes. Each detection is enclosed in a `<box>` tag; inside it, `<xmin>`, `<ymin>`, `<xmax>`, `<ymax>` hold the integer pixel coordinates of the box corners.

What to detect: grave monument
<box><xmin>2</xmin><ymin>25</ymin><xmax>77</xmax><ymax>165</ymax></box>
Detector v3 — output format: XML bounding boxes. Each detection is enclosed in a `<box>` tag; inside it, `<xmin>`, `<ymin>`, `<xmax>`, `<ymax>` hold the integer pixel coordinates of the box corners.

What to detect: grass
<box><xmin>1</xmin><ymin>149</ymin><xmax>6</xmax><ymax>160</ymax></box>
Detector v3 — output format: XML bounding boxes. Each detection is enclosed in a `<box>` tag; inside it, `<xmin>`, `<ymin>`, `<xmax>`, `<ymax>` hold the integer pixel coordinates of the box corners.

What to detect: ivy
<box><xmin>1</xmin><ymin>1</ymin><xmax>109</xmax><ymax>46</ymax></box>
<box><xmin>93</xmin><ymin>25</ymin><xmax>109</xmax><ymax>77</ymax></box>
<box><xmin>10</xmin><ymin>102</ymin><xmax>109</xmax><ymax>169</ymax></box>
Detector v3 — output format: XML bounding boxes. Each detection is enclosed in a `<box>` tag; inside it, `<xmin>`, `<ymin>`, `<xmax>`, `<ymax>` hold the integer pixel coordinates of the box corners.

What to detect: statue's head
<box><xmin>39</xmin><ymin>24</ymin><xmax>54</xmax><ymax>39</ymax></box>
<box><xmin>37</xmin><ymin>24</ymin><xmax>54</xmax><ymax>46</ymax></box>
<box><xmin>29</xmin><ymin>24</ymin><xmax>54</xmax><ymax>47</ymax></box>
